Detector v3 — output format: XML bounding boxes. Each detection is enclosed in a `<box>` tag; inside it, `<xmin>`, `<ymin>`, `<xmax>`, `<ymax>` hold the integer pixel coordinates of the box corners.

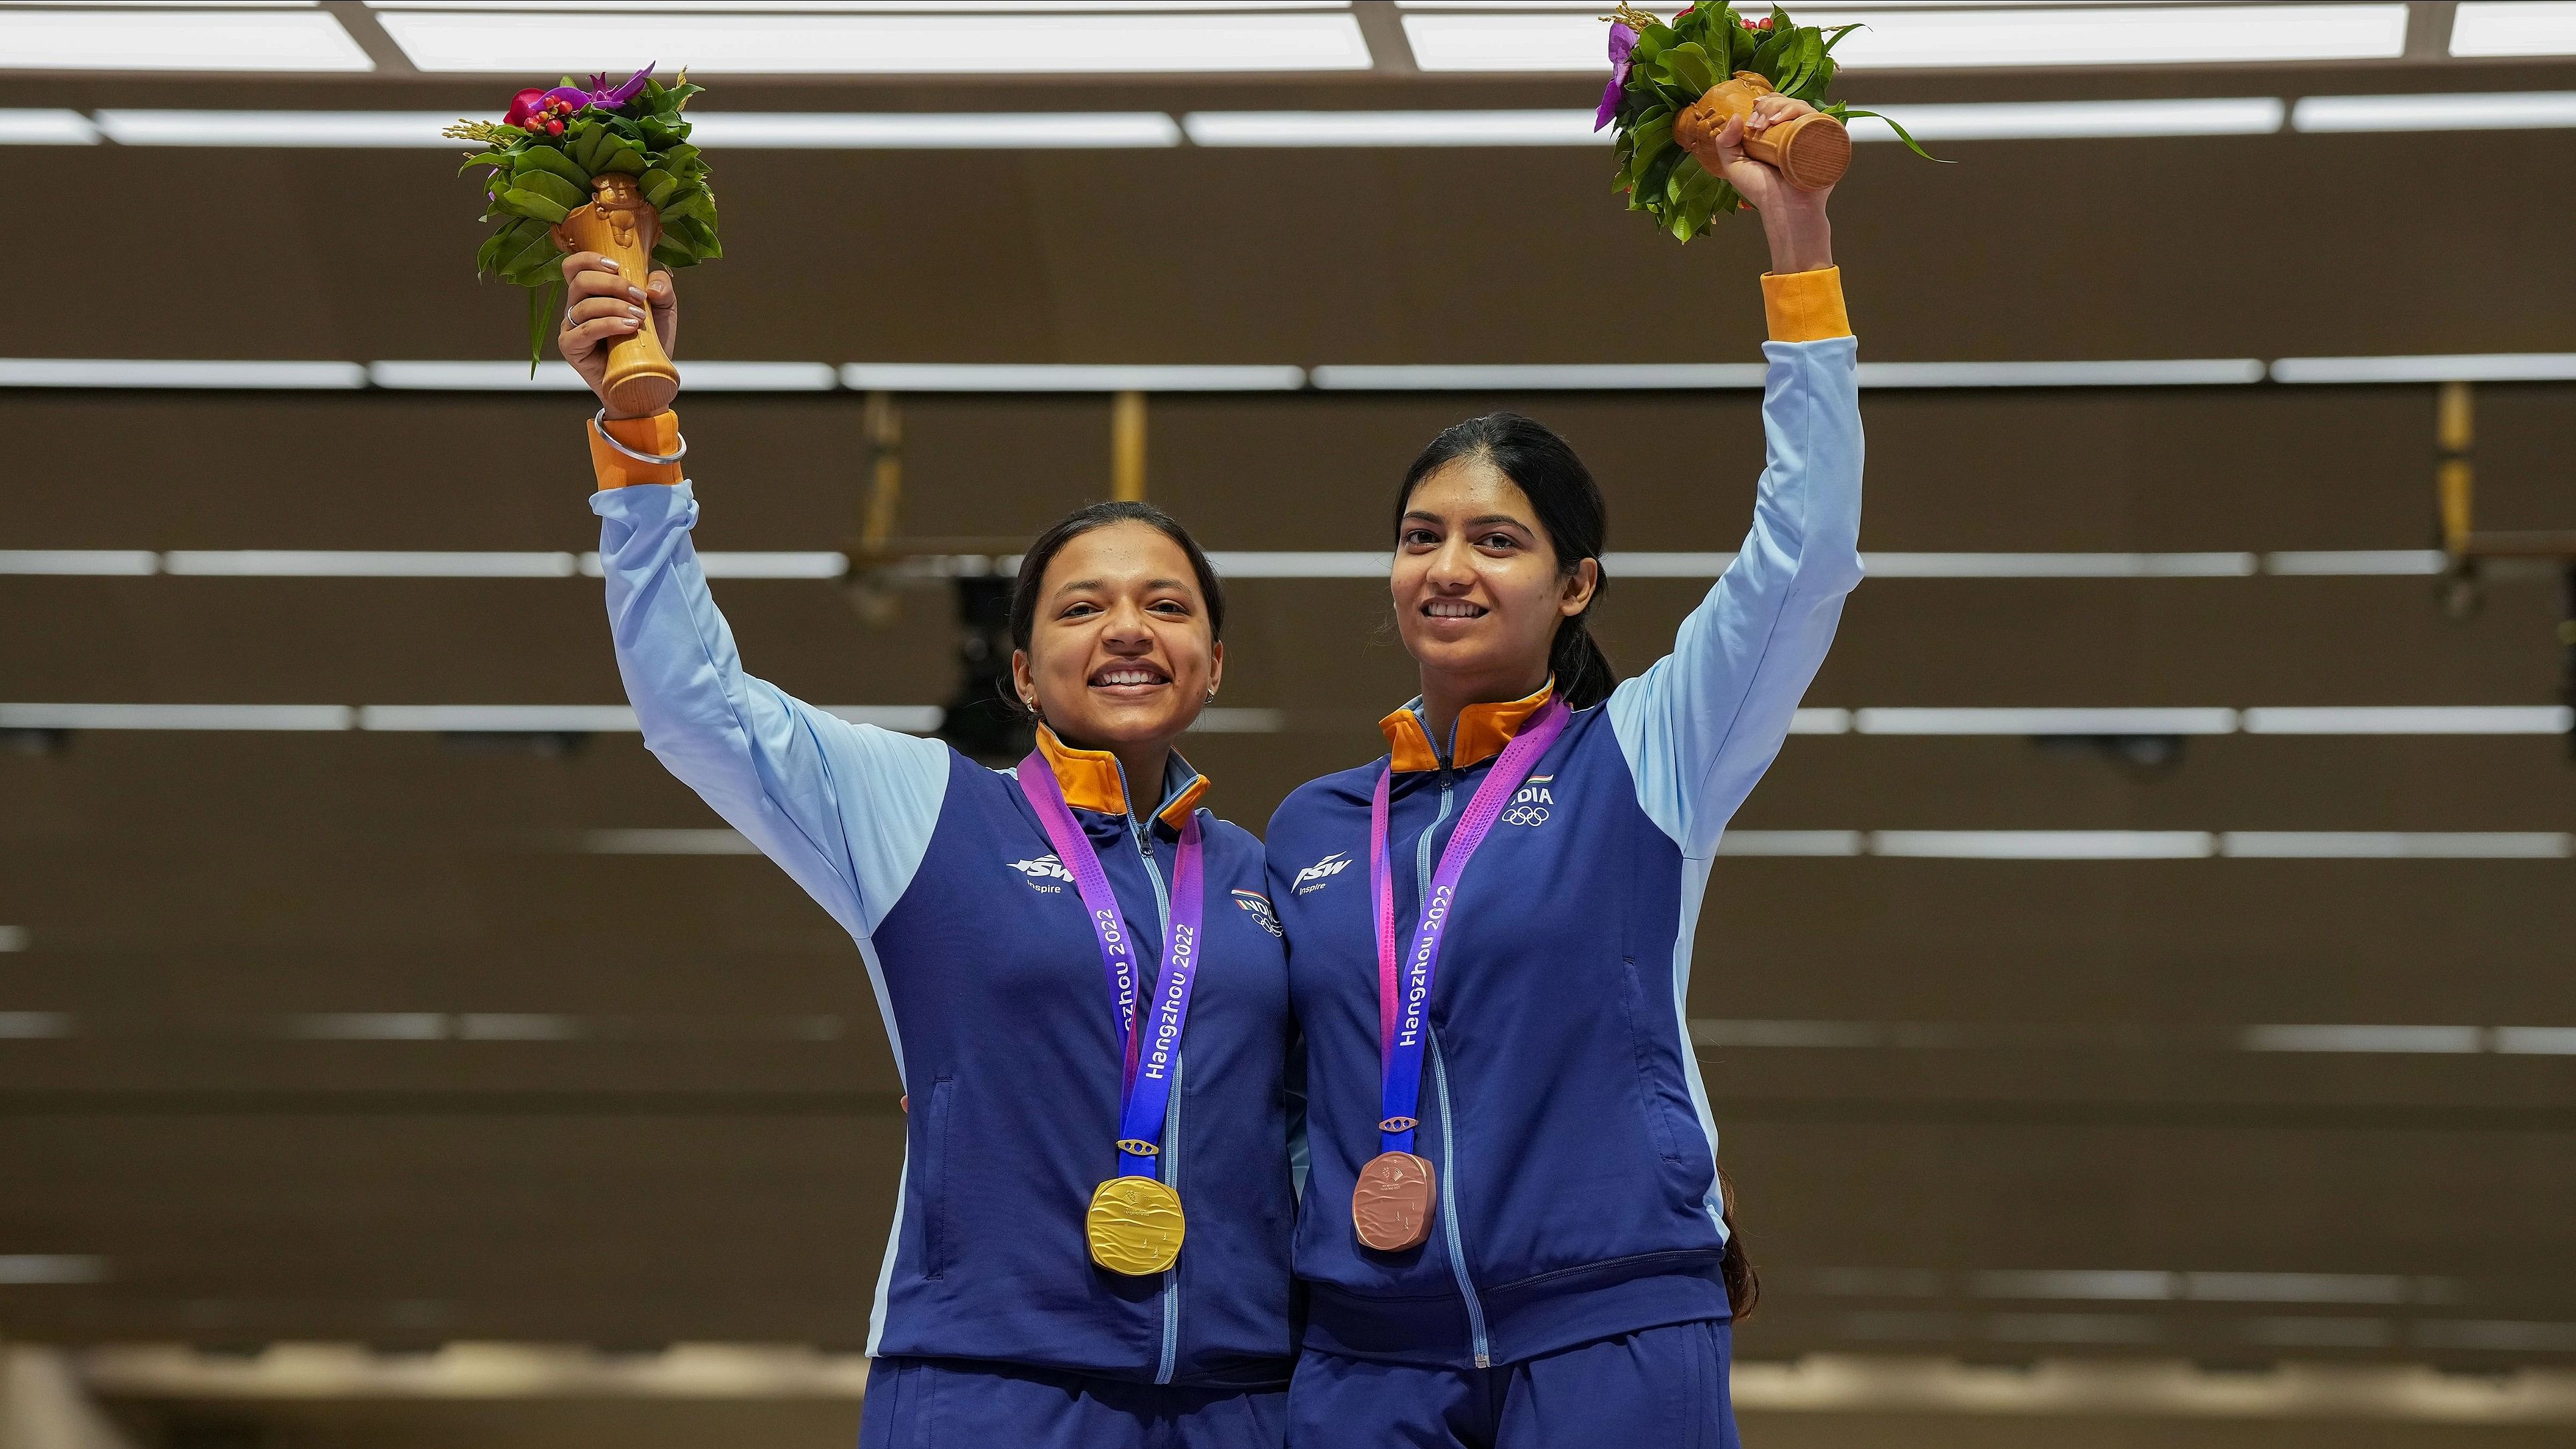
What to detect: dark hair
<box><xmin>1008</xmin><ymin>499</ymin><xmax>1227</xmax><ymax>661</ymax></box>
<box><xmin>1393</xmin><ymin>413</ymin><xmax>1616</xmax><ymax>709</ymax></box>
<box><xmin>1718</xmin><ymin>1164</ymin><xmax>1760</xmax><ymax>1320</ymax></box>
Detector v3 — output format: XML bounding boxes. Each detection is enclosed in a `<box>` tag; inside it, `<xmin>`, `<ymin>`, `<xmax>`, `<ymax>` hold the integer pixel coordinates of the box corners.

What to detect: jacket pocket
<box><xmin>1619</xmin><ymin>956</ymin><xmax>1687</xmax><ymax>1164</ymax></box>
<box><xmin>921</xmin><ymin>1076</ymin><xmax>954</xmax><ymax>1279</ymax></box>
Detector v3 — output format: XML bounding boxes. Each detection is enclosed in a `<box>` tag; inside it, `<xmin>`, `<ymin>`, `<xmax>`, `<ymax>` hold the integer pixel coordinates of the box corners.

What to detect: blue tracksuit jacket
<box><xmin>1263</xmin><ymin>273</ymin><xmax>1863</xmax><ymax>1370</ymax></box>
<box><xmin>593</xmin><ymin>478</ymin><xmax>1298</xmax><ymax>1389</ymax></box>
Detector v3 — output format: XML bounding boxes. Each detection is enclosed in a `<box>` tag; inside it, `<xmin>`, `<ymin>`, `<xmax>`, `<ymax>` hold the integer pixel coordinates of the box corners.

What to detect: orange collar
<box><xmin>1379</xmin><ymin>679</ymin><xmax>1556</xmax><ymax>773</ymax></box>
<box><xmin>1034</xmin><ymin>726</ymin><xmax>1210</xmax><ymax>831</ymax></box>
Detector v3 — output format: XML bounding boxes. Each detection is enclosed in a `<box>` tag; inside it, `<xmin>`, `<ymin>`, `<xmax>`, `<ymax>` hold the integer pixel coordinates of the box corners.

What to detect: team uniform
<box><xmin>586</xmin><ymin>433</ymin><xmax>1298</xmax><ymax>1447</ymax></box>
<box><xmin>1262</xmin><ymin>268</ymin><xmax>1861</xmax><ymax>1446</ymax></box>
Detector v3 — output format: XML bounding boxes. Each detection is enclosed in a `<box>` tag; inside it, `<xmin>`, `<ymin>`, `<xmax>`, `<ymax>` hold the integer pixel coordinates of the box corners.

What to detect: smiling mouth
<box><xmin>1089</xmin><ymin>664</ymin><xmax>1172</xmax><ymax>690</ymax></box>
<box><xmin>1421</xmin><ymin>599</ymin><xmax>1488</xmax><ymax>619</ymax></box>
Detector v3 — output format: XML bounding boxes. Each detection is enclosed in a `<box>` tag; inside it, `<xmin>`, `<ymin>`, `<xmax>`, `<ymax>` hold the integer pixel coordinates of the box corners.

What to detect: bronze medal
<box><xmin>1352</xmin><ymin>1150</ymin><xmax>1437</xmax><ymax>1251</ymax></box>
<box><xmin>1087</xmin><ymin>1176</ymin><xmax>1187</xmax><ymax>1277</ymax></box>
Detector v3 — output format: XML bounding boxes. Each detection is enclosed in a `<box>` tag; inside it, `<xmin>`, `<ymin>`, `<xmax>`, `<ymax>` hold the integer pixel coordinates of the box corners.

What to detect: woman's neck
<box><xmin>1417</xmin><ymin>664</ymin><xmax>1551</xmax><ymax>757</ymax></box>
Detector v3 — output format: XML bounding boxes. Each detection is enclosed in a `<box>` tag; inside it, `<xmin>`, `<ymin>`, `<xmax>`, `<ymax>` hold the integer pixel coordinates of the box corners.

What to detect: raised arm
<box><xmin>568</xmin><ymin>254</ymin><xmax>948</xmax><ymax>940</ymax></box>
<box><xmin>1606</xmin><ymin>95</ymin><xmax>1864</xmax><ymax>859</ymax></box>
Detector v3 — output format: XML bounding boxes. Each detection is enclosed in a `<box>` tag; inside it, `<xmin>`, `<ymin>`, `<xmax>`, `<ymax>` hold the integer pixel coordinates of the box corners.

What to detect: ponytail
<box><xmin>1718</xmin><ymin>1163</ymin><xmax>1761</xmax><ymax>1320</ymax></box>
<box><xmin>1397</xmin><ymin>412</ymin><xmax>1618</xmax><ymax>709</ymax></box>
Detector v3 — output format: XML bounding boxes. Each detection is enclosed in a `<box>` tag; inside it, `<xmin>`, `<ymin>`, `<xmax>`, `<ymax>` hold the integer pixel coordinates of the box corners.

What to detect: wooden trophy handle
<box><xmin>552</xmin><ymin>174</ymin><xmax>679</xmax><ymax>417</ymax></box>
<box><xmin>1674</xmin><ymin>72</ymin><xmax>1852</xmax><ymax>192</ymax></box>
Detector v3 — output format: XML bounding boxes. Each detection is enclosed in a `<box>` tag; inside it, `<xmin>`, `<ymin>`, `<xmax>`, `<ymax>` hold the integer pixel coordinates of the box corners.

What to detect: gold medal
<box><xmin>1087</xmin><ymin>1176</ymin><xmax>1187</xmax><ymax>1276</ymax></box>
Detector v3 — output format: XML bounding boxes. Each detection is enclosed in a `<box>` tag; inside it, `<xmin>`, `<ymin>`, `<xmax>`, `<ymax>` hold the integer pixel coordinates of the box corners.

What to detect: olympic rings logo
<box><xmin>1502</xmin><ymin>805</ymin><xmax>1550</xmax><ymax>828</ymax></box>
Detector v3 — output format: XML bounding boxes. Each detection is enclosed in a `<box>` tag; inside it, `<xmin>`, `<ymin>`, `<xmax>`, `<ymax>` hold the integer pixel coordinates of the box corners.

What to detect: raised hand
<box><xmin>1705</xmin><ymin>94</ymin><xmax>1835</xmax><ymax>275</ymax></box>
<box><xmin>556</xmin><ymin>251</ymin><xmax>679</xmax><ymax>417</ymax></box>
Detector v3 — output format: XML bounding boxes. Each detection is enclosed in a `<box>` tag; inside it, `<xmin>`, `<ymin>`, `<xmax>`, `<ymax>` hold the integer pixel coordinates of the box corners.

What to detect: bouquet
<box><xmin>1598</xmin><ymin>3</ymin><xmax>1932</xmax><ymax>242</ymax></box>
<box><xmin>445</xmin><ymin>66</ymin><xmax>719</xmax><ymax>383</ymax></box>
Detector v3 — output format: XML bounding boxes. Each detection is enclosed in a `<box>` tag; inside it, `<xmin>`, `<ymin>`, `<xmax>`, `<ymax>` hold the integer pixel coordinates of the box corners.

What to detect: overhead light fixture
<box><xmin>1861</xmin><ymin>552</ymin><xmax>2256</xmax><ymax>577</ymax></box>
<box><xmin>2242</xmin><ymin>1024</ymin><xmax>2483</xmax><ymax>1052</ymax></box>
<box><xmin>1401</xmin><ymin>5</ymin><xmax>2407</xmax><ymax>74</ymax></box>
<box><xmin>1871</xmin><ymin>831</ymin><xmax>2219</xmax><ymax>859</ymax></box>
<box><xmin>2263</xmin><ymin>550</ymin><xmax>2442</xmax><ymax>575</ymax></box>
<box><xmin>2220</xmin><ymin>832</ymin><xmax>2573</xmax><ymax>859</ymax></box>
<box><xmin>0</xmin><ymin>9</ymin><xmax>372</xmax><ymax>71</ymax></box>
<box><xmin>691</xmin><ymin>111</ymin><xmax>1181</xmax><ymax>147</ymax></box>
<box><xmin>0</xmin><ymin>550</ymin><xmax>156</xmax><ymax>576</ymax></box>
<box><xmin>2293</xmin><ymin>91</ymin><xmax>2576</xmax><ymax>133</ymax></box>
<box><xmin>1715</xmin><ymin>830</ymin><xmax>1866</xmax><ymax>856</ymax></box>
<box><xmin>0</xmin><ymin>108</ymin><xmax>98</xmax><ymax>144</ymax></box>
<box><xmin>1859</xmin><ymin>359</ymin><xmax>2265</xmax><ymax>387</ymax></box>
<box><xmin>1202</xmin><ymin>551</ymin><xmax>1389</xmax><ymax>577</ymax></box>
<box><xmin>0</xmin><ymin>704</ymin><xmax>352</xmax><ymax>730</ymax></box>
<box><xmin>1856</xmin><ymin>97</ymin><xmax>2285</xmax><ymax>142</ymax></box>
<box><xmin>841</xmin><ymin>363</ymin><xmax>1305</xmax><ymax>391</ymax></box>
<box><xmin>2451</xmin><ymin>1</ymin><xmax>2576</xmax><ymax>58</ymax></box>
<box><xmin>2241</xmin><ymin>706</ymin><xmax>2574</xmax><ymax>734</ymax></box>
<box><xmin>94</xmin><ymin>110</ymin><xmax>457</xmax><ymax>146</ymax></box>
<box><xmin>164</xmin><ymin>551</ymin><xmax>579</xmax><ymax>578</ymax></box>
<box><xmin>377</xmin><ymin>11</ymin><xmax>1372</xmax><ymax>74</ymax></box>
<box><xmin>1789</xmin><ymin>708</ymin><xmax>1851</xmax><ymax>734</ymax></box>
<box><xmin>369</xmin><ymin>0</ymin><xmax>1350</xmax><ymax>9</ymax></box>
<box><xmin>0</xmin><ymin>359</ymin><xmax>364</xmax><ymax>389</ymax></box>
<box><xmin>2271</xmin><ymin>353</ymin><xmax>2576</xmax><ymax>383</ymax></box>
<box><xmin>1310</xmin><ymin>363</ymin><xmax>1765</xmax><ymax>389</ymax></box>
<box><xmin>1853</xmin><ymin>708</ymin><xmax>2239</xmax><ymax>735</ymax></box>
<box><xmin>359</xmin><ymin>704</ymin><xmax>640</xmax><ymax>731</ymax></box>
<box><xmin>1184</xmin><ymin>108</ymin><xmax>1601</xmax><ymax>146</ymax></box>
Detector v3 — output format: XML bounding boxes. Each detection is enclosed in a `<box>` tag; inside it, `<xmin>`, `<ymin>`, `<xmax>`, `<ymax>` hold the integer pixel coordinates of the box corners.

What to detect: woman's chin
<box><xmin>1051</xmin><ymin>696</ymin><xmax>1195</xmax><ymax>749</ymax></box>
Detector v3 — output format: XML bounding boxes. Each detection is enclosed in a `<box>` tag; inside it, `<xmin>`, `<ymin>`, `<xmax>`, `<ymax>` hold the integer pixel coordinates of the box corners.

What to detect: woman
<box><xmin>1264</xmin><ymin>97</ymin><xmax>1861</xmax><ymax>1445</ymax></box>
<box><xmin>560</xmin><ymin>260</ymin><xmax>1295</xmax><ymax>1446</ymax></box>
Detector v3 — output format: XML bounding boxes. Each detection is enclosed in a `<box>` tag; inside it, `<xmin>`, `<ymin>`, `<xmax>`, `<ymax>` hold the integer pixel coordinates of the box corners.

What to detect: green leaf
<box><xmin>1658</xmin><ymin>40</ymin><xmax>1717</xmax><ymax>94</ymax></box>
<box><xmin>637</xmin><ymin>167</ymin><xmax>679</xmax><ymax>207</ymax></box>
<box><xmin>496</xmin><ymin>187</ymin><xmax>572</xmax><ymax>224</ymax></box>
<box><xmin>1840</xmin><ymin>107</ymin><xmax>1946</xmax><ymax>162</ymax></box>
<box><xmin>1820</xmin><ymin>21</ymin><xmax>1863</xmax><ymax>53</ymax></box>
<box><xmin>598</xmin><ymin>143</ymin><xmax>648</xmax><ymax>175</ymax></box>
<box><xmin>514</xmin><ymin>143</ymin><xmax>591</xmax><ymax>188</ymax></box>
<box><xmin>456</xmin><ymin>151</ymin><xmax>510</xmax><ymax>175</ymax></box>
<box><xmin>509</xmin><ymin>168</ymin><xmax>585</xmax><ymax>212</ymax></box>
<box><xmin>525</xmin><ymin>275</ymin><xmax>562</xmax><ymax>372</ymax></box>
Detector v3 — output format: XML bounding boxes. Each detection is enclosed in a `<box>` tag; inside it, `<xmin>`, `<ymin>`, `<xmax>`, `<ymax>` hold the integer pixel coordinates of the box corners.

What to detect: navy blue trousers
<box><xmin>1286</xmin><ymin>1319</ymin><xmax>1741</xmax><ymax>1449</ymax></box>
<box><xmin>859</xmin><ymin>1357</ymin><xmax>1288</xmax><ymax>1449</ymax></box>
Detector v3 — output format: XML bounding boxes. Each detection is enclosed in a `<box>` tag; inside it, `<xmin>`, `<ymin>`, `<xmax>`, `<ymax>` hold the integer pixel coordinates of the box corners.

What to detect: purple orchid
<box><xmin>541</xmin><ymin>63</ymin><xmax>656</xmax><ymax>116</ymax></box>
<box><xmin>1594</xmin><ymin>25</ymin><xmax>1636</xmax><ymax>130</ymax></box>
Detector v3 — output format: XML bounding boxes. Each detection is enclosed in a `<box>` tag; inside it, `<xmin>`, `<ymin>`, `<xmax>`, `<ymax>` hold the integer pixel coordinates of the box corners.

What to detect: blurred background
<box><xmin>3</xmin><ymin>1</ymin><xmax>2575</xmax><ymax>1445</ymax></box>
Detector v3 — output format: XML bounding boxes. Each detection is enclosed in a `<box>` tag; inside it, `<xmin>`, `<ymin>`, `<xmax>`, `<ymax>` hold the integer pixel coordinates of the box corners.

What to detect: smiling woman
<box><xmin>1264</xmin><ymin>85</ymin><xmax>1862</xmax><ymax>1449</ymax></box>
<box><xmin>566</xmin><ymin>267</ymin><xmax>1296</xmax><ymax>1446</ymax></box>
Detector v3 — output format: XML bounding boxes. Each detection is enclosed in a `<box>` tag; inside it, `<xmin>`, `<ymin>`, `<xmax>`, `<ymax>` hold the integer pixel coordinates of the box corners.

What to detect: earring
<box><xmin>1204</xmin><ymin>690</ymin><xmax>1218</xmax><ymax>704</ymax></box>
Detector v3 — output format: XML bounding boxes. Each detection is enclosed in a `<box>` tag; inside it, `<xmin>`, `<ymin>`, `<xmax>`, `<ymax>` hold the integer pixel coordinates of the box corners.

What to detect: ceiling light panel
<box><xmin>2271</xmin><ymin>353</ymin><xmax>2576</xmax><ymax>383</ymax></box>
<box><xmin>1185</xmin><ymin>109</ymin><xmax>1602</xmax><ymax>146</ymax></box>
<box><xmin>0</xmin><ymin>108</ymin><xmax>98</xmax><ymax>143</ymax></box>
<box><xmin>1856</xmin><ymin>97</ymin><xmax>2283</xmax><ymax>142</ymax></box>
<box><xmin>371</xmin><ymin>0</ymin><xmax>1346</xmax><ymax>9</ymax></box>
<box><xmin>2451</xmin><ymin>1</ymin><xmax>2576</xmax><ymax>58</ymax></box>
<box><xmin>1401</xmin><ymin>5</ymin><xmax>2407</xmax><ymax>73</ymax></box>
<box><xmin>96</xmin><ymin>110</ymin><xmax>459</xmax><ymax>146</ymax></box>
<box><xmin>0</xmin><ymin>10</ymin><xmax>373</xmax><ymax>71</ymax></box>
<box><xmin>379</xmin><ymin>11</ymin><xmax>1372</xmax><ymax>74</ymax></box>
<box><xmin>2294</xmin><ymin>91</ymin><xmax>2576</xmax><ymax>133</ymax></box>
<box><xmin>0</xmin><ymin>359</ymin><xmax>365</xmax><ymax>388</ymax></box>
<box><xmin>841</xmin><ymin>363</ymin><xmax>1305</xmax><ymax>391</ymax></box>
<box><xmin>689</xmin><ymin>112</ymin><xmax>1180</xmax><ymax>148</ymax></box>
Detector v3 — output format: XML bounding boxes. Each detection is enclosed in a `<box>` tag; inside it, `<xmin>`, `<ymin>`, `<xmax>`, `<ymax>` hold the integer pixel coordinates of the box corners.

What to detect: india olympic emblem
<box><xmin>1503</xmin><ymin>804</ymin><xmax>1550</xmax><ymax>827</ymax></box>
<box><xmin>1503</xmin><ymin>778</ymin><xmax>1554</xmax><ymax>828</ymax></box>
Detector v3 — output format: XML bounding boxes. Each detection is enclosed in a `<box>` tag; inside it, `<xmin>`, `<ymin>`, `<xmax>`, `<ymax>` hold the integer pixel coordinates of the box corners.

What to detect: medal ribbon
<box><xmin>1369</xmin><ymin>696</ymin><xmax>1570</xmax><ymax>1156</ymax></box>
<box><xmin>1019</xmin><ymin>749</ymin><xmax>1206</xmax><ymax>1181</ymax></box>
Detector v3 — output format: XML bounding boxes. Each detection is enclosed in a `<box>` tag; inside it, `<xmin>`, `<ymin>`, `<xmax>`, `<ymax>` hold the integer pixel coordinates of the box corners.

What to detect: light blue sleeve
<box><xmin>592</xmin><ymin>480</ymin><xmax>950</xmax><ymax>939</ymax></box>
<box><xmin>1607</xmin><ymin>334</ymin><xmax>1864</xmax><ymax>859</ymax></box>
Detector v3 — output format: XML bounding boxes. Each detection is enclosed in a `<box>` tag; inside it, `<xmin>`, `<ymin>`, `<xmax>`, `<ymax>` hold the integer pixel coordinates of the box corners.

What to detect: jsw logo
<box><xmin>1294</xmin><ymin>851</ymin><xmax>1353</xmax><ymax>894</ymax></box>
<box><xmin>1009</xmin><ymin>853</ymin><xmax>1075</xmax><ymax>883</ymax></box>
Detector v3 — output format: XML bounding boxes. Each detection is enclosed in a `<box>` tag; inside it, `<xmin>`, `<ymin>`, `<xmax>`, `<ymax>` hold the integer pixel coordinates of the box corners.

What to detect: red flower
<box><xmin>502</xmin><ymin>87</ymin><xmax>548</xmax><ymax>127</ymax></box>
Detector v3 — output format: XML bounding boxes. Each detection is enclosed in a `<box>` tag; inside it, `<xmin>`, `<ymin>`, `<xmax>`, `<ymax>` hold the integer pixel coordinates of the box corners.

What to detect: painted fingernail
<box><xmin>629</xmin><ymin>306</ymin><xmax>645</xmax><ymax>318</ymax></box>
<box><xmin>628</xmin><ymin>286</ymin><xmax>646</xmax><ymax>301</ymax></box>
<box><xmin>598</xmin><ymin>259</ymin><xmax>622</xmax><ymax>273</ymax></box>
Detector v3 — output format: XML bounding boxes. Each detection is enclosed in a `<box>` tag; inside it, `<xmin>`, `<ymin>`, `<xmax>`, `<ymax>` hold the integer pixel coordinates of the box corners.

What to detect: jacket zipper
<box><xmin>1130</xmin><ymin>811</ymin><xmax>1184</xmax><ymax>1386</ymax></box>
<box><xmin>1415</xmin><ymin>771</ymin><xmax>1492</xmax><ymax>1368</ymax></box>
